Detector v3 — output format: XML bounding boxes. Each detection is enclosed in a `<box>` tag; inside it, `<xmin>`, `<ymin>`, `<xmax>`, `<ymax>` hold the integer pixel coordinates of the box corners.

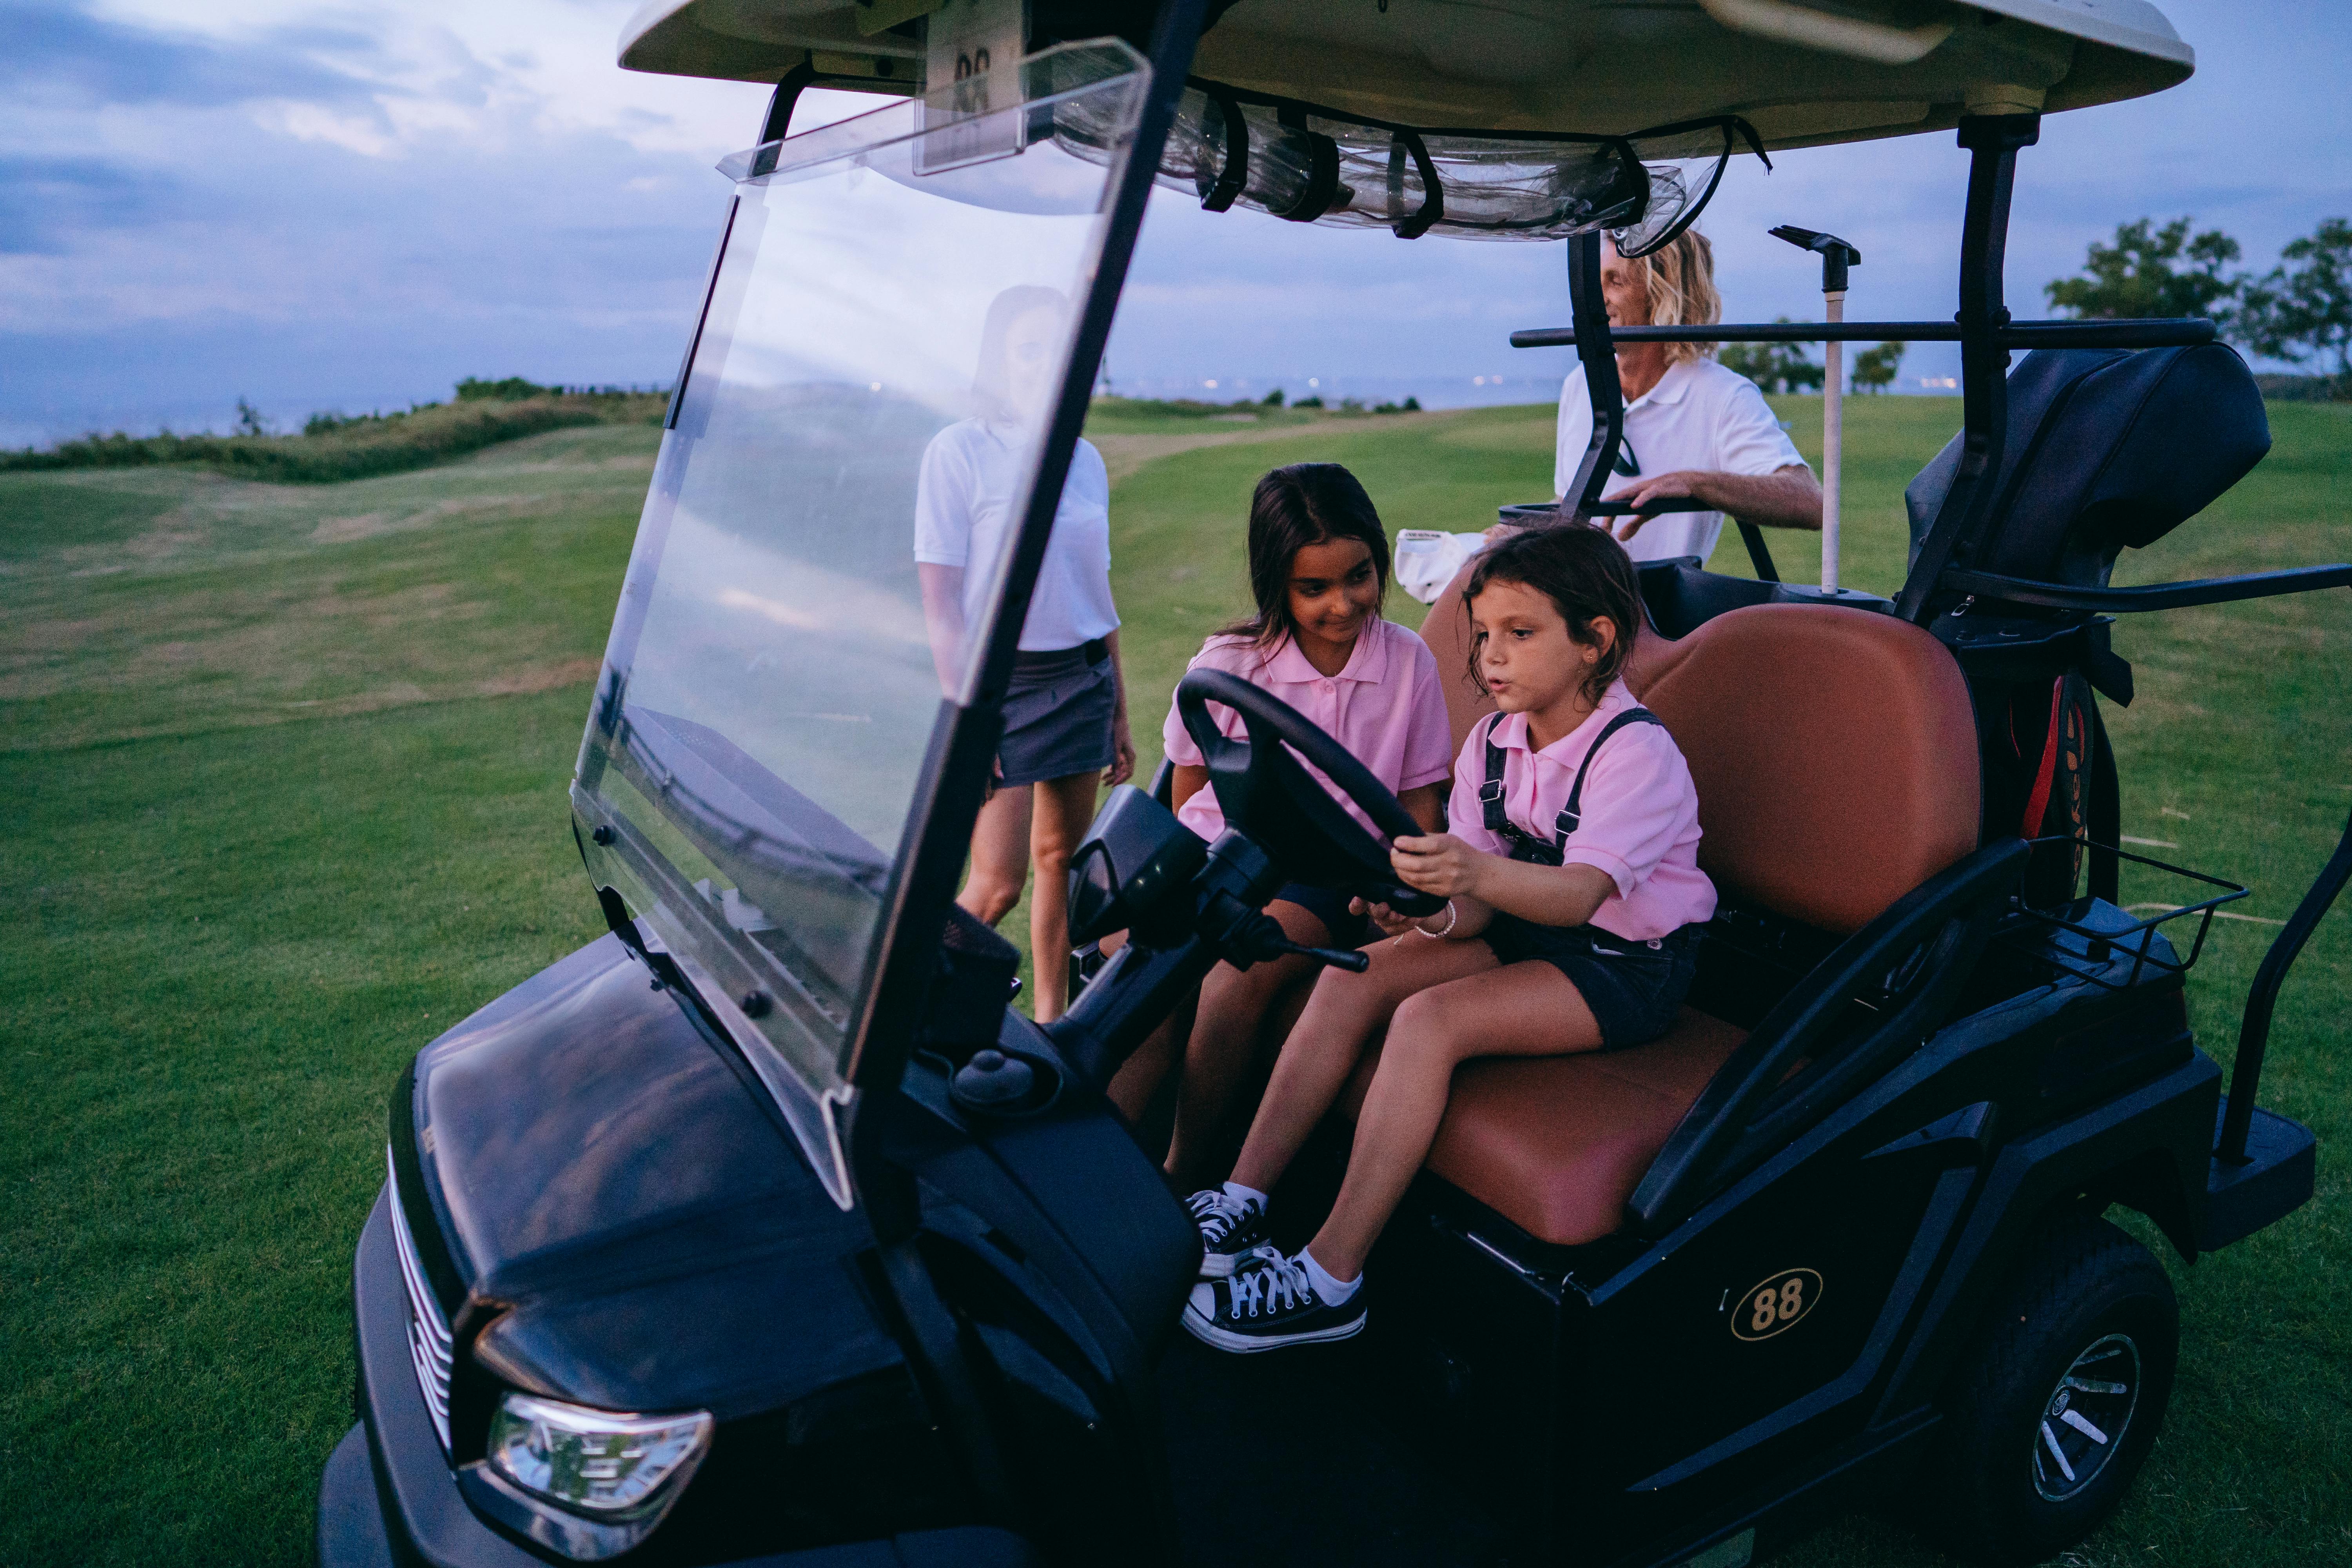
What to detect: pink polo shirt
<box><xmin>1448</xmin><ymin>679</ymin><xmax>1716</xmax><ymax>942</ymax></box>
<box><xmin>1163</xmin><ymin>618</ymin><xmax>1455</xmax><ymax>842</ymax></box>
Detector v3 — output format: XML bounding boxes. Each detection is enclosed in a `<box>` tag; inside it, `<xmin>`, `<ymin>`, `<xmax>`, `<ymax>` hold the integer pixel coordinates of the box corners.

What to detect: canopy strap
<box><xmin>1270</xmin><ymin>103</ymin><xmax>1342</xmax><ymax>222</ymax></box>
<box><xmin>1388</xmin><ymin>127</ymin><xmax>1443</xmax><ymax>240</ymax></box>
<box><xmin>1198</xmin><ymin>83</ymin><xmax>1249</xmax><ymax>212</ymax></box>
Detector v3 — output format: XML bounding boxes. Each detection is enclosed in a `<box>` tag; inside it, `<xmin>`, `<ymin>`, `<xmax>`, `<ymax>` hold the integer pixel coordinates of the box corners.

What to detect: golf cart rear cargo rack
<box><xmin>1995</xmin><ymin>836</ymin><xmax>2247</xmax><ymax>993</ymax></box>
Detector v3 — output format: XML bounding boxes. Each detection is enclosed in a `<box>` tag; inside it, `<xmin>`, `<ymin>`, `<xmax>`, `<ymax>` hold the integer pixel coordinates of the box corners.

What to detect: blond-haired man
<box><xmin>1552</xmin><ymin>230</ymin><xmax>1822</xmax><ymax>564</ymax></box>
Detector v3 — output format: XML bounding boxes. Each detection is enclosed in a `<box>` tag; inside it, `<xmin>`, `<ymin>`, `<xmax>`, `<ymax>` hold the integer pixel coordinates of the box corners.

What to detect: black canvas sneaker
<box><xmin>1186</xmin><ymin>1188</ymin><xmax>1271</xmax><ymax>1278</ymax></box>
<box><xmin>1182</xmin><ymin>1250</ymin><xmax>1367</xmax><ymax>1352</ymax></box>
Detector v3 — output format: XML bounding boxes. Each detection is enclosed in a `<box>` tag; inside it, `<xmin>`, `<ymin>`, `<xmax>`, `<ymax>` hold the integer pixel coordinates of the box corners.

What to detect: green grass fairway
<box><xmin>3</xmin><ymin>399</ymin><xmax>2348</xmax><ymax>1566</ymax></box>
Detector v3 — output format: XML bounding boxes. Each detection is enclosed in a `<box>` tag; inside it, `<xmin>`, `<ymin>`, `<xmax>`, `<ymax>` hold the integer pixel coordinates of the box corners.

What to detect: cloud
<box><xmin>3</xmin><ymin>0</ymin><xmax>2349</xmax><ymax>445</ymax></box>
<box><xmin>0</xmin><ymin>1</ymin><xmax>773</xmax><ymax>436</ymax></box>
<box><xmin>1</xmin><ymin>3</ymin><xmax>376</xmax><ymax>109</ymax></box>
<box><xmin>0</xmin><ymin>154</ymin><xmax>179</xmax><ymax>252</ymax></box>
<box><xmin>259</xmin><ymin>100</ymin><xmax>399</xmax><ymax>156</ymax></box>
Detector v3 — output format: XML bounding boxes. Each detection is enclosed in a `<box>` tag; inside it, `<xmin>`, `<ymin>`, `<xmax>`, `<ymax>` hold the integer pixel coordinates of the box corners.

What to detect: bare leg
<box><xmin>1027</xmin><ymin>770</ymin><xmax>1101</xmax><ymax>1024</ymax></box>
<box><xmin>1307</xmin><ymin>963</ymin><xmax>1603</xmax><ymax>1281</ymax></box>
<box><xmin>1228</xmin><ymin>935</ymin><xmax>1499</xmax><ymax>1199</ymax></box>
<box><xmin>1198</xmin><ymin>955</ymin><xmax>1321</xmax><ymax>1183</ymax></box>
<box><xmin>1106</xmin><ymin>989</ymin><xmax>1193</xmax><ymax>1125</ymax></box>
<box><xmin>960</xmin><ymin>783</ymin><xmax>1033</xmax><ymax>927</ymax></box>
<box><xmin>1164</xmin><ymin>900</ymin><xmax>1327</xmax><ymax>1188</ymax></box>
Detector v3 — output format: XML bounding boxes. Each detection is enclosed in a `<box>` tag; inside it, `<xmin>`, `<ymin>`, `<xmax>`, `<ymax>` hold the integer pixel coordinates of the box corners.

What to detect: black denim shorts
<box><xmin>1483</xmin><ymin>917</ymin><xmax>1701</xmax><ymax>1051</ymax></box>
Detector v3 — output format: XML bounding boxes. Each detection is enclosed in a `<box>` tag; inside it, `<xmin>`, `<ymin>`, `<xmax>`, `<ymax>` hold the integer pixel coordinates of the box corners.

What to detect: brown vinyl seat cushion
<box><xmin>1338</xmin><ymin>1008</ymin><xmax>1748</xmax><ymax>1245</ymax></box>
<box><xmin>1389</xmin><ymin>564</ymin><xmax>1980</xmax><ymax>1245</ymax></box>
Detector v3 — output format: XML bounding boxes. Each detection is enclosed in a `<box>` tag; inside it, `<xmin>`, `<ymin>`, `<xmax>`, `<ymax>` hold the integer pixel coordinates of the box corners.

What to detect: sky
<box><xmin>4</xmin><ymin>0</ymin><xmax>2350</xmax><ymax>445</ymax></box>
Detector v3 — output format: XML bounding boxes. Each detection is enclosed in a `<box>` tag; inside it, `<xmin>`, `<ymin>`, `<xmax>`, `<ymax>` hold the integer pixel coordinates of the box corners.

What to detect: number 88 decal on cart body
<box><xmin>1735</xmin><ymin>1268</ymin><xmax>1823</xmax><ymax>1341</ymax></box>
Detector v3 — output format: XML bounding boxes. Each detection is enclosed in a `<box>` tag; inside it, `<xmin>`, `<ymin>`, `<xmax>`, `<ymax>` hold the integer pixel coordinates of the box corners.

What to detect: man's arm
<box><xmin>1613</xmin><ymin>463</ymin><xmax>1821</xmax><ymax>539</ymax></box>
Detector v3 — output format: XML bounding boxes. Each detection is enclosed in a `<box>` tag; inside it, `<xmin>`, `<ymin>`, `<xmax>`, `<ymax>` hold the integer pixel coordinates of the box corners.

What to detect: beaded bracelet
<box><xmin>1416</xmin><ymin>900</ymin><xmax>1460</xmax><ymax>939</ymax></box>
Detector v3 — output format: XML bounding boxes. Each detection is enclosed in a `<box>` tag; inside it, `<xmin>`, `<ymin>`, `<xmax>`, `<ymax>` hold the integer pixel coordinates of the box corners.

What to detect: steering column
<box><xmin>1043</xmin><ymin>669</ymin><xmax>1443</xmax><ymax>1090</ymax></box>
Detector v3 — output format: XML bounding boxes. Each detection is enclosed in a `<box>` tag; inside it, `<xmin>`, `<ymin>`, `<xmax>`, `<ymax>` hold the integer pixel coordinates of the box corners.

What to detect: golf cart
<box><xmin>315</xmin><ymin>3</ymin><xmax>2349</xmax><ymax>1566</ymax></box>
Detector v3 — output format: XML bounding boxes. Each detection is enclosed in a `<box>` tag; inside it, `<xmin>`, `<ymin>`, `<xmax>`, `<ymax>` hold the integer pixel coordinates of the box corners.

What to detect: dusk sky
<box><xmin>5</xmin><ymin>0</ymin><xmax>2349</xmax><ymax>445</ymax></box>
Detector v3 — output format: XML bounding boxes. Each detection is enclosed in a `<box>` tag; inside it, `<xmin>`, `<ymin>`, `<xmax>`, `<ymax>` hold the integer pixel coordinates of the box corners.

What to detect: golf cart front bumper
<box><xmin>319</xmin><ymin>1187</ymin><xmax>1037</xmax><ymax>1568</ymax></box>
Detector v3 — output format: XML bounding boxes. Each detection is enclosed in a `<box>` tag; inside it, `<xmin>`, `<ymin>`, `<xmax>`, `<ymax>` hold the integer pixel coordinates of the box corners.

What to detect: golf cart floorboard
<box><xmin>1156</xmin><ymin>1333</ymin><xmax>1516</xmax><ymax>1566</ymax></box>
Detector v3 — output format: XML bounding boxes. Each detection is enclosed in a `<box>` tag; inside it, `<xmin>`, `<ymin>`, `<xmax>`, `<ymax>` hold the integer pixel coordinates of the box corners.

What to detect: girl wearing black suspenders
<box><xmin>1185</xmin><ymin>526</ymin><xmax>1716</xmax><ymax>1352</ymax></box>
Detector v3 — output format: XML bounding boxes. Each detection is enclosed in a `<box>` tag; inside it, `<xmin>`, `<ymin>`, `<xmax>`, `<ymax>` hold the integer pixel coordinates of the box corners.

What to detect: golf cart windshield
<box><xmin>572</xmin><ymin>42</ymin><xmax>1148</xmax><ymax>1198</ymax></box>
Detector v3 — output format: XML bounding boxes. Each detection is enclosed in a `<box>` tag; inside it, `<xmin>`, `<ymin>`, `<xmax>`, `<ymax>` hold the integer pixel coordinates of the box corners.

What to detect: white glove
<box><xmin>1393</xmin><ymin>529</ymin><xmax>1493</xmax><ymax>605</ymax></box>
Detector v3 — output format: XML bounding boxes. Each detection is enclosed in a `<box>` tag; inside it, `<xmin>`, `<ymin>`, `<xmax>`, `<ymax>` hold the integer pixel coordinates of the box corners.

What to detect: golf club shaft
<box><xmin>1823</xmin><ymin>290</ymin><xmax>1844</xmax><ymax>591</ymax></box>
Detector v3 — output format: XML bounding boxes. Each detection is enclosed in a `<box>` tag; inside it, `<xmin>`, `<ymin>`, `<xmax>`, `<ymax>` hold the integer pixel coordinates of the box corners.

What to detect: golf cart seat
<box><xmin>1354</xmin><ymin>603</ymin><xmax>1980</xmax><ymax>1246</ymax></box>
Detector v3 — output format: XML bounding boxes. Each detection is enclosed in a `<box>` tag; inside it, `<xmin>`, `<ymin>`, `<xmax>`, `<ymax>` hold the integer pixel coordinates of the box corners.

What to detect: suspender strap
<box><xmin>1479</xmin><ymin>713</ymin><xmax>1512</xmax><ymax>835</ymax></box>
<box><xmin>1481</xmin><ymin>708</ymin><xmax>1664</xmax><ymax>856</ymax></box>
<box><xmin>1557</xmin><ymin>709</ymin><xmax>1663</xmax><ymax>842</ymax></box>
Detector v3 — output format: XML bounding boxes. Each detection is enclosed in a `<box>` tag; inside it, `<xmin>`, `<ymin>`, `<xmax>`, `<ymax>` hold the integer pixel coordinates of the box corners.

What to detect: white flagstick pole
<box><xmin>1822</xmin><ymin>289</ymin><xmax>1845</xmax><ymax>592</ymax></box>
<box><xmin>1772</xmin><ymin>225</ymin><xmax>1860</xmax><ymax>591</ymax></box>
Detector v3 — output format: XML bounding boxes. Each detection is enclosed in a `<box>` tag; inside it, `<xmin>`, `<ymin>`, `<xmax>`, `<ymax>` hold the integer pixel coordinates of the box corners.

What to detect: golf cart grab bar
<box><xmin>1508</xmin><ymin>318</ymin><xmax>2218</xmax><ymax>349</ymax></box>
<box><xmin>1939</xmin><ymin>564</ymin><xmax>2352</xmax><ymax>613</ymax></box>
<box><xmin>1629</xmin><ymin>837</ymin><xmax>2028</xmax><ymax>1238</ymax></box>
<box><xmin>2220</xmin><ymin>803</ymin><xmax>2352</xmax><ymax>1164</ymax></box>
<box><xmin>1572</xmin><ymin>497</ymin><xmax>1780</xmax><ymax>579</ymax></box>
<box><xmin>1506</xmin><ymin>497</ymin><xmax>1781</xmax><ymax>579</ymax></box>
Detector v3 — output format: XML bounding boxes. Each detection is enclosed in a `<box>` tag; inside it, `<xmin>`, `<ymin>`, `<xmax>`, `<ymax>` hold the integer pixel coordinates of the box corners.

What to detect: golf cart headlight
<box><xmin>485</xmin><ymin>1393</ymin><xmax>712</xmax><ymax>1516</ymax></box>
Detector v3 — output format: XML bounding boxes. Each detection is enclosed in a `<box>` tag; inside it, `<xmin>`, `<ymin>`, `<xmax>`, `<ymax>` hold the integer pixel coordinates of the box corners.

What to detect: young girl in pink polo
<box><xmin>1184</xmin><ymin>523</ymin><xmax>1715</xmax><ymax>1348</ymax></box>
<box><xmin>1108</xmin><ymin>463</ymin><xmax>1453</xmax><ymax>1224</ymax></box>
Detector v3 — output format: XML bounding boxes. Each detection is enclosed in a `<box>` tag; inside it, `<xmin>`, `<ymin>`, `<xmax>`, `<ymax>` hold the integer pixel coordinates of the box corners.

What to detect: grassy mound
<box><xmin>2</xmin><ymin>385</ymin><xmax>667</xmax><ymax>484</ymax></box>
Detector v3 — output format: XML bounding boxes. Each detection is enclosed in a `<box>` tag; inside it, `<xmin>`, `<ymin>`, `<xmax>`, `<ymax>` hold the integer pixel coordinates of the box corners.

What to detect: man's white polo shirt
<box><xmin>1553</xmin><ymin>357</ymin><xmax>1807</xmax><ymax>564</ymax></box>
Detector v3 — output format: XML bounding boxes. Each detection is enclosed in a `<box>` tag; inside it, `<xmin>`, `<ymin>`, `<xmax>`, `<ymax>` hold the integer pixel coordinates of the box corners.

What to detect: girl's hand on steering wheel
<box><xmin>1389</xmin><ymin>833</ymin><xmax>1487</xmax><ymax>901</ymax></box>
<box><xmin>1350</xmin><ymin>897</ymin><xmax>1422</xmax><ymax>939</ymax></box>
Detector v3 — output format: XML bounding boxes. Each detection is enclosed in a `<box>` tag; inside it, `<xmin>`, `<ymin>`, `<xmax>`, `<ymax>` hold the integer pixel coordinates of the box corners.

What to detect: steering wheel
<box><xmin>1176</xmin><ymin>668</ymin><xmax>1446</xmax><ymax>919</ymax></box>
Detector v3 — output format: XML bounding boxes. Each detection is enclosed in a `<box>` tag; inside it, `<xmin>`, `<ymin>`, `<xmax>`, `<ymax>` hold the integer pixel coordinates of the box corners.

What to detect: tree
<box><xmin>1261</xmin><ymin>387</ymin><xmax>1286</xmax><ymax>407</ymax></box>
<box><xmin>1720</xmin><ymin>321</ymin><xmax>1824</xmax><ymax>393</ymax></box>
<box><xmin>2241</xmin><ymin>218</ymin><xmax>2352</xmax><ymax>392</ymax></box>
<box><xmin>1851</xmin><ymin>341</ymin><xmax>1904</xmax><ymax>394</ymax></box>
<box><xmin>234</xmin><ymin>397</ymin><xmax>272</xmax><ymax>437</ymax></box>
<box><xmin>456</xmin><ymin>376</ymin><xmax>556</xmax><ymax>401</ymax></box>
<box><xmin>2045</xmin><ymin>216</ymin><xmax>2243</xmax><ymax>326</ymax></box>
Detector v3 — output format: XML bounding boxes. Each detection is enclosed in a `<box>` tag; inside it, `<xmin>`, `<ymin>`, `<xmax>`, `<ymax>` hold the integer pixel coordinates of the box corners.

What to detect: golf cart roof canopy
<box><xmin>620</xmin><ymin>0</ymin><xmax>2192</xmax><ymax>152</ymax></box>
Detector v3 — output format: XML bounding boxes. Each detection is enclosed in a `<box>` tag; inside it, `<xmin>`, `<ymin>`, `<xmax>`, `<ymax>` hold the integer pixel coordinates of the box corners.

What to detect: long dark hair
<box><xmin>1217</xmin><ymin>463</ymin><xmax>1392</xmax><ymax>651</ymax></box>
<box><xmin>1463</xmin><ymin>523</ymin><xmax>1641</xmax><ymax>705</ymax></box>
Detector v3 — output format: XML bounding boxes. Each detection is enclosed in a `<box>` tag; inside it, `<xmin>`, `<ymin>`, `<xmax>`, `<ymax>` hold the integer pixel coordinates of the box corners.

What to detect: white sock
<box><xmin>1300</xmin><ymin>1247</ymin><xmax>1361</xmax><ymax>1304</ymax></box>
<box><xmin>1222</xmin><ymin>1180</ymin><xmax>1268</xmax><ymax>1211</ymax></box>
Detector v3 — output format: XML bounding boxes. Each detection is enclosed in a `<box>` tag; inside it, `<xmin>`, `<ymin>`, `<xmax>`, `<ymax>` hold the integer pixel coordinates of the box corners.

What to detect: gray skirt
<box><xmin>998</xmin><ymin>642</ymin><xmax>1116</xmax><ymax>788</ymax></box>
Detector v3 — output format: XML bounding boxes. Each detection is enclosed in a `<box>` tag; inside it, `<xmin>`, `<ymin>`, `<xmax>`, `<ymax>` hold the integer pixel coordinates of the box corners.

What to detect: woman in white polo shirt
<box><xmin>1553</xmin><ymin>229</ymin><xmax>1821</xmax><ymax>563</ymax></box>
<box><xmin>916</xmin><ymin>285</ymin><xmax>1136</xmax><ymax>1020</ymax></box>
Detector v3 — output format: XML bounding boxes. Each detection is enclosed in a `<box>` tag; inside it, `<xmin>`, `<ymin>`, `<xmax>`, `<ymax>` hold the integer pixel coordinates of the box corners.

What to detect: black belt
<box><xmin>1011</xmin><ymin>638</ymin><xmax>1109</xmax><ymax>678</ymax></box>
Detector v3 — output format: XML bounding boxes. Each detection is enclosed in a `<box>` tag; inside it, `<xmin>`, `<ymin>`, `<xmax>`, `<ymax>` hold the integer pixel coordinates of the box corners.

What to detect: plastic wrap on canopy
<box><xmin>1054</xmin><ymin>82</ymin><xmax>1752</xmax><ymax>245</ymax></box>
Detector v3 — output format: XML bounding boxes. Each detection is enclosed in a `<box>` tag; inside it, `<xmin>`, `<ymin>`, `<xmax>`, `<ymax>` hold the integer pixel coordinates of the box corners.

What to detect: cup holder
<box><xmin>950</xmin><ymin>1047</ymin><xmax>1062</xmax><ymax>1118</ymax></box>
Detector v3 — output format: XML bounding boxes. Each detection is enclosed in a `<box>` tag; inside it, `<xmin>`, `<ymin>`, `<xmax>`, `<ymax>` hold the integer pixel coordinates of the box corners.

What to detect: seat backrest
<box><xmin>1640</xmin><ymin>605</ymin><xmax>1978</xmax><ymax>933</ymax></box>
<box><xmin>1416</xmin><ymin>562</ymin><xmax>1494</xmax><ymax>755</ymax></box>
<box><xmin>1416</xmin><ymin>588</ymin><xmax>1978</xmax><ymax>934</ymax></box>
<box><xmin>1904</xmin><ymin>344</ymin><xmax>2270</xmax><ymax>588</ymax></box>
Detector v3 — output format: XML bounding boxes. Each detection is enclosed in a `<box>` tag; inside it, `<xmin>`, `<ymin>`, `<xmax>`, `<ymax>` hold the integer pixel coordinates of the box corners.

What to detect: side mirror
<box><xmin>1066</xmin><ymin>786</ymin><xmax>1208</xmax><ymax>948</ymax></box>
